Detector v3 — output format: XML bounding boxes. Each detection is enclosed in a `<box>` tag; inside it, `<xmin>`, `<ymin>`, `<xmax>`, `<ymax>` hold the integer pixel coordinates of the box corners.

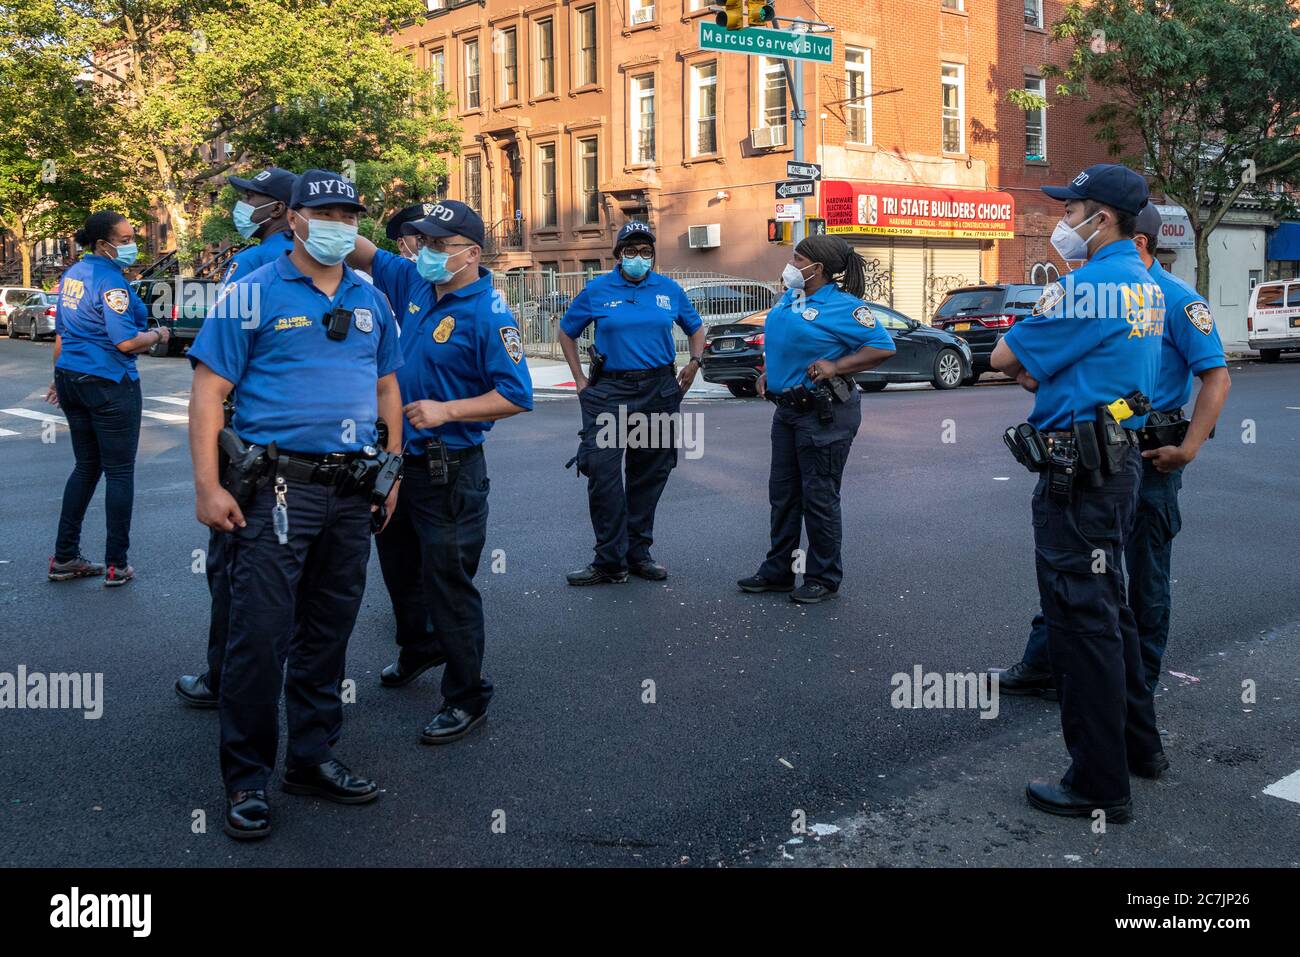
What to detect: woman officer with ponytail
<box><xmin>738</xmin><ymin>235</ymin><xmax>896</xmax><ymax>604</ymax></box>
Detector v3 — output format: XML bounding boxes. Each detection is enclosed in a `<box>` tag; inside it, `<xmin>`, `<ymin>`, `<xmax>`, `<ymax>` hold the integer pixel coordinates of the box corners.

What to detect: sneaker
<box><xmin>48</xmin><ymin>555</ymin><xmax>105</xmax><ymax>582</ymax></box>
<box><xmin>990</xmin><ymin>660</ymin><xmax>1057</xmax><ymax>699</ymax></box>
<box><xmin>103</xmin><ymin>564</ymin><xmax>135</xmax><ymax>588</ymax></box>
<box><xmin>790</xmin><ymin>581</ymin><xmax>837</xmax><ymax>604</ymax></box>
<box><xmin>737</xmin><ymin>574</ymin><xmax>795</xmax><ymax>593</ymax></box>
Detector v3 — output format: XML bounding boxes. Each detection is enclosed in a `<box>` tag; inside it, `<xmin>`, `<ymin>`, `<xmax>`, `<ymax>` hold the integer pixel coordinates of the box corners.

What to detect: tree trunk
<box><xmin>165</xmin><ymin>197</ymin><xmax>191</xmax><ymax>272</ymax></box>
<box><xmin>19</xmin><ymin>240</ymin><xmax>33</xmax><ymax>289</ymax></box>
<box><xmin>1193</xmin><ymin>226</ymin><xmax>1211</xmax><ymax>300</ymax></box>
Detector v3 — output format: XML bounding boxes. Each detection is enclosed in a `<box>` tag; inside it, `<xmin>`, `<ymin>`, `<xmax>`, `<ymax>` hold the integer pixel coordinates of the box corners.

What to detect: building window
<box><xmin>464</xmin><ymin>39</ymin><xmax>480</xmax><ymax>109</ymax></box>
<box><xmin>498</xmin><ymin>27</ymin><xmax>518</xmax><ymax>102</ymax></box>
<box><xmin>576</xmin><ymin>6</ymin><xmax>598</xmax><ymax>87</ymax></box>
<box><xmin>426</xmin><ymin>0</ymin><xmax>445</xmax><ymax>10</ymax></box>
<box><xmin>579</xmin><ymin>137</ymin><xmax>600</xmax><ymax>224</ymax></box>
<box><xmin>690</xmin><ymin>61</ymin><xmax>718</xmax><ymax>155</ymax></box>
<box><xmin>630</xmin><ymin>0</ymin><xmax>655</xmax><ymax>25</ymax></box>
<box><xmin>941</xmin><ymin>63</ymin><xmax>964</xmax><ymax>153</ymax></box>
<box><xmin>429</xmin><ymin>48</ymin><xmax>445</xmax><ymax>91</ymax></box>
<box><xmin>463</xmin><ymin>155</ymin><xmax>482</xmax><ymax>214</ymax></box>
<box><xmin>537</xmin><ymin>143</ymin><xmax>557</xmax><ymax>227</ymax></box>
<box><xmin>845</xmin><ymin>47</ymin><xmax>871</xmax><ymax>144</ymax></box>
<box><xmin>581</xmin><ymin>258</ymin><xmax>603</xmax><ymax>276</ymax></box>
<box><xmin>536</xmin><ymin>18</ymin><xmax>555</xmax><ymax>95</ymax></box>
<box><xmin>1024</xmin><ymin>0</ymin><xmax>1043</xmax><ymax>27</ymax></box>
<box><xmin>1024</xmin><ymin>75</ymin><xmax>1046</xmax><ymax>161</ymax></box>
<box><xmin>942</xmin><ymin>0</ymin><xmax>963</xmax><ymax>9</ymax></box>
<box><xmin>631</xmin><ymin>74</ymin><xmax>656</xmax><ymax>164</ymax></box>
<box><xmin>760</xmin><ymin>57</ymin><xmax>787</xmax><ymax>130</ymax></box>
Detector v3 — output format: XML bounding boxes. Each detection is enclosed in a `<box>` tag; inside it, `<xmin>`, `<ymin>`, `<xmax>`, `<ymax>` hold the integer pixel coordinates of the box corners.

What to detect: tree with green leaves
<box><xmin>66</xmin><ymin>0</ymin><xmax>459</xmax><ymax>269</ymax></box>
<box><xmin>1046</xmin><ymin>0</ymin><xmax>1300</xmax><ymax>295</ymax></box>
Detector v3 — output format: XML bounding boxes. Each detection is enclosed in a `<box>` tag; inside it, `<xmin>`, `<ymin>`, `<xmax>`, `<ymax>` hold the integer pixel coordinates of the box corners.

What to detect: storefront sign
<box><xmin>1154</xmin><ymin>204</ymin><xmax>1195</xmax><ymax>249</ymax></box>
<box><xmin>820</xmin><ymin>182</ymin><xmax>1015</xmax><ymax>239</ymax></box>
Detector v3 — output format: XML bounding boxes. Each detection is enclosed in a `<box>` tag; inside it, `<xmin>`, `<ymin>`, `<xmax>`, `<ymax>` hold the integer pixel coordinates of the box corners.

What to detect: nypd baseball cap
<box><xmin>402</xmin><ymin>200</ymin><xmax>485</xmax><ymax>247</ymax></box>
<box><xmin>615</xmin><ymin>221</ymin><xmax>656</xmax><ymax>250</ymax></box>
<box><xmin>386</xmin><ymin>202</ymin><xmax>441</xmax><ymax>240</ymax></box>
<box><xmin>1042</xmin><ymin>163</ymin><xmax>1150</xmax><ymax>215</ymax></box>
<box><xmin>290</xmin><ymin>169</ymin><xmax>366</xmax><ymax>211</ymax></box>
<box><xmin>228</xmin><ymin>167</ymin><xmax>297</xmax><ymax>206</ymax></box>
<box><xmin>1135</xmin><ymin>202</ymin><xmax>1162</xmax><ymax>239</ymax></box>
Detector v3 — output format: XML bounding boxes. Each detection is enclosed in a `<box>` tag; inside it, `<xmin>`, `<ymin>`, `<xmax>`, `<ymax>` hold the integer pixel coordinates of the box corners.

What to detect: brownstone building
<box><xmin>397</xmin><ymin>0</ymin><xmax>1107</xmax><ymax>320</ymax></box>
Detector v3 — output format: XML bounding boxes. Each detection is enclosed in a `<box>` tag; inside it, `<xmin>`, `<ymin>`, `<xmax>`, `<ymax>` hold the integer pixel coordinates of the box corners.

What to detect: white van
<box><xmin>1248</xmin><ymin>279</ymin><xmax>1300</xmax><ymax>362</ymax></box>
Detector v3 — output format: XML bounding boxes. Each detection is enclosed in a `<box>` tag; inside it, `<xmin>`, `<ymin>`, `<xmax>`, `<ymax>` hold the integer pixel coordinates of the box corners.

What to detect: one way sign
<box><xmin>786</xmin><ymin>161</ymin><xmax>822</xmax><ymax>181</ymax></box>
<box><xmin>775</xmin><ymin>180</ymin><xmax>815</xmax><ymax>199</ymax></box>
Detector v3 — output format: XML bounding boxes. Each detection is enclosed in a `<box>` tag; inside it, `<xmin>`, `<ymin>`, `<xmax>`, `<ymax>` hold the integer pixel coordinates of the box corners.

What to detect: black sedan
<box><xmin>700</xmin><ymin>302</ymin><xmax>975</xmax><ymax>397</ymax></box>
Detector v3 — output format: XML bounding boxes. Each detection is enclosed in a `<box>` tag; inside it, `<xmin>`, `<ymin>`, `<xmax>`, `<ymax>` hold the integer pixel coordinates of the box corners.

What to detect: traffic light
<box><xmin>716</xmin><ymin>0</ymin><xmax>745</xmax><ymax>30</ymax></box>
<box><xmin>767</xmin><ymin>220</ymin><xmax>790</xmax><ymax>244</ymax></box>
<box><xmin>747</xmin><ymin>1</ymin><xmax>775</xmax><ymax>26</ymax></box>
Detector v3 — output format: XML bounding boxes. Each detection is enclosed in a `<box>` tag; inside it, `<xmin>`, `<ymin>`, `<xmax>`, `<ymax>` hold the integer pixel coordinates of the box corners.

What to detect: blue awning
<box><xmin>1266</xmin><ymin>222</ymin><xmax>1300</xmax><ymax>261</ymax></box>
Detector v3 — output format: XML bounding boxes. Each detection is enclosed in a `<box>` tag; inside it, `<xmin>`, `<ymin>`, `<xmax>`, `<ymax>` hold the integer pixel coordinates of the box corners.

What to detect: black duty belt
<box><xmin>601</xmin><ymin>364</ymin><xmax>675</xmax><ymax>382</ymax></box>
<box><xmin>404</xmin><ymin>443</ymin><xmax>484</xmax><ymax>466</ymax></box>
<box><xmin>1043</xmin><ymin>428</ymin><xmax>1139</xmax><ymax>448</ymax></box>
<box><xmin>767</xmin><ymin>390</ymin><xmax>812</xmax><ymax>411</ymax></box>
<box><xmin>275</xmin><ymin>451</ymin><xmax>367</xmax><ymax>486</ymax></box>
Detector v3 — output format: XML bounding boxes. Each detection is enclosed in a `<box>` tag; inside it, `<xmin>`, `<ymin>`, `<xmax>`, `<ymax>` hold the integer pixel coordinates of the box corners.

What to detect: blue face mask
<box><xmin>108</xmin><ymin>241</ymin><xmax>137</xmax><ymax>268</ymax></box>
<box><xmin>416</xmin><ymin>246</ymin><xmax>470</xmax><ymax>285</ymax></box>
<box><xmin>621</xmin><ymin>254</ymin><xmax>652</xmax><ymax>280</ymax></box>
<box><xmin>296</xmin><ymin>217</ymin><xmax>357</xmax><ymax>266</ymax></box>
<box><xmin>232</xmin><ymin>200</ymin><xmax>275</xmax><ymax>240</ymax></box>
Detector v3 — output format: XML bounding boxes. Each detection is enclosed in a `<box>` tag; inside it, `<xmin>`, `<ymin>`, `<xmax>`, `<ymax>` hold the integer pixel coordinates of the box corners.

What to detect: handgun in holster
<box><xmin>586</xmin><ymin>347</ymin><xmax>606</xmax><ymax>389</ymax></box>
<box><xmin>811</xmin><ymin>384</ymin><xmax>835</xmax><ymax>424</ymax></box>
<box><xmin>1092</xmin><ymin>389</ymin><xmax>1149</xmax><ymax>476</ymax></box>
<box><xmin>364</xmin><ymin>449</ymin><xmax>404</xmax><ymax>532</ymax></box>
<box><xmin>218</xmin><ymin>427</ymin><xmax>273</xmax><ymax>507</ymax></box>
<box><xmin>1003</xmin><ymin>423</ymin><xmax>1048</xmax><ymax>473</ymax></box>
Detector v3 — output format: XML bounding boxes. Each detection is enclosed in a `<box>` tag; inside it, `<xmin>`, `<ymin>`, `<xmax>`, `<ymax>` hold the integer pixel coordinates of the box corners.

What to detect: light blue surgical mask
<box><xmin>232</xmin><ymin>200</ymin><xmax>276</xmax><ymax>240</ymax></box>
<box><xmin>108</xmin><ymin>241</ymin><xmax>137</xmax><ymax>268</ymax></box>
<box><xmin>296</xmin><ymin>218</ymin><xmax>357</xmax><ymax>266</ymax></box>
<box><xmin>416</xmin><ymin>246</ymin><xmax>470</xmax><ymax>285</ymax></box>
<box><xmin>621</xmin><ymin>254</ymin><xmax>652</xmax><ymax>280</ymax></box>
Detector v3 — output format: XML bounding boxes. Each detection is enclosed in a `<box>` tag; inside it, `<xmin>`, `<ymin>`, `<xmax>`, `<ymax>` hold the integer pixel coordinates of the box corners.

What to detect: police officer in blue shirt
<box><xmin>995</xmin><ymin>204</ymin><xmax>1231</xmax><ymax>702</ymax></box>
<box><xmin>386</xmin><ymin>202</ymin><xmax>440</xmax><ymax>260</ymax></box>
<box><xmin>992</xmin><ymin>164</ymin><xmax>1167</xmax><ymax>822</ymax></box>
<box><xmin>558</xmin><ymin>221</ymin><xmax>705</xmax><ymax>585</ymax></box>
<box><xmin>188</xmin><ymin>169</ymin><xmax>405</xmax><ymax>839</ymax></box>
<box><xmin>220</xmin><ymin>167</ymin><xmax>298</xmax><ymax>284</ymax></box>
<box><xmin>347</xmin><ymin>200</ymin><xmax>533</xmax><ymax>744</ymax></box>
<box><xmin>737</xmin><ymin>235</ymin><xmax>895</xmax><ymax>604</ymax></box>
<box><xmin>175</xmin><ymin>167</ymin><xmax>302</xmax><ymax>709</ymax></box>
<box><xmin>47</xmin><ymin>211</ymin><xmax>163</xmax><ymax>587</ymax></box>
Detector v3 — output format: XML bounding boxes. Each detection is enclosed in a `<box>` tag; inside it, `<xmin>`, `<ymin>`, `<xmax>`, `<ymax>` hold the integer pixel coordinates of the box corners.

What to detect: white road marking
<box><xmin>146</xmin><ymin>395</ymin><xmax>190</xmax><ymax>407</ymax></box>
<box><xmin>1</xmin><ymin>408</ymin><xmax>65</xmax><ymax>425</ymax></box>
<box><xmin>0</xmin><ymin>428</ymin><xmax>19</xmax><ymax>437</ymax></box>
<box><xmin>140</xmin><ymin>410</ymin><xmax>188</xmax><ymax>423</ymax></box>
<box><xmin>993</xmin><ymin>476</ymin><xmax>1010</xmax><ymax>481</ymax></box>
<box><xmin>1263</xmin><ymin>769</ymin><xmax>1300</xmax><ymax>805</ymax></box>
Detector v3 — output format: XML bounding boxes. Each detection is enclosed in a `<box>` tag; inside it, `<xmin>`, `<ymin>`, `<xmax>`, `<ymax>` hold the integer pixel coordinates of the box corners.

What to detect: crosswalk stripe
<box><xmin>145</xmin><ymin>396</ymin><xmax>190</xmax><ymax>407</ymax></box>
<box><xmin>1263</xmin><ymin>769</ymin><xmax>1300</xmax><ymax>805</ymax></box>
<box><xmin>140</xmin><ymin>410</ymin><xmax>188</xmax><ymax>423</ymax></box>
<box><xmin>0</xmin><ymin>428</ymin><xmax>19</xmax><ymax>437</ymax></box>
<box><xmin>1</xmin><ymin>408</ymin><xmax>66</xmax><ymax>425</ymax></box>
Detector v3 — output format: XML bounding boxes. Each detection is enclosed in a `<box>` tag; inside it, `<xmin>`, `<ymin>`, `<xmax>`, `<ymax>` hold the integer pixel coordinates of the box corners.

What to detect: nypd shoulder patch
<box><xmin>500</xmin><ymin>325</ymin><xmax>524</xmax><ymax>364</ymax></box>
<box><xmin>852</xmin><ymin>305</ymin><xmax>875</xmax><ymax>328</ymax></box>
<box><xmin>103</xmin><ymin>288</ymin><xmax>129</xmax><ymax>315</ymax></box>
<box><xmin>1032</xmin><ymin>281</ymin><xmax>1066</xmax><ymax>317</ymax></box>
<box><xmin>1185</xmin><ymin>300</ymin><xmax>1214</xmax><ymax>335</ymax></box>
<box><xmin>353</xmin><ymin>307</ymin><xmax>373</xmax><ymax>333</ymax></box>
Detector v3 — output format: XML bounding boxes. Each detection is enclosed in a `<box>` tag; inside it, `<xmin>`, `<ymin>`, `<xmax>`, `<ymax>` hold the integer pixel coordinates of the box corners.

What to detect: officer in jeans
<box><xmin>188</xmin><ymin>169</ymin><xmax>404</xmax><ymax>839</ymax></box>
<box><xmin>992</xmin><ymin>164</ymin><xmax>1167</xmax><ymax>822</ymax></box>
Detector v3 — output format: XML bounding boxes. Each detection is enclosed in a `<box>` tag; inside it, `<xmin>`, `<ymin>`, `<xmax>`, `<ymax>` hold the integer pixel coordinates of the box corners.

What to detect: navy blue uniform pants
<box><xmin>202</xmin><ymin>528</ymin><xmax>229</xmax><ymax>697</ymax></box>
<box><xmin>576</xmin><ymin>373</ymin><xmax>683</xmax><ymax>572</ymax></box>
<box><xmin>375</xmin><ymin>449</ymin><xmax>493</xmax><ymax>715</ymax></box>
<box><xmin>758</xmin><ymin>390</ymin><xmax>861</xmax><ymax>591</ymax></box>
<box><xmin>53</xmin><ymin>369</ymin><xmax>141</xmax><ymax>566</ymax></box>
<box><xmin>1032</xmin><ymin>447</ymin><xmax>1162</xmax><ymax>803</ymax></box>
<box><xmin>1021</xmin><ymin>461</ymin><xmax>1183</xmax><ymax>695</ymax></box>
<box><xmin>219</xmin><ymin>479</ymin><xmax>371</xmax><ymax>793</ymax></box>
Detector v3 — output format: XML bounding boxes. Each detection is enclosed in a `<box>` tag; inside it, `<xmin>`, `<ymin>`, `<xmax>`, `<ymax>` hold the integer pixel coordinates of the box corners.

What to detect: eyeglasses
<box><xmin>622</xmin><ymin>245</ymin><xmax>654</xmax><ymax>258</ymax></box>
<box><xmin>415</xmin><ymin>237</ymin><xmax>476</xmax><ymax>253</ymax></box>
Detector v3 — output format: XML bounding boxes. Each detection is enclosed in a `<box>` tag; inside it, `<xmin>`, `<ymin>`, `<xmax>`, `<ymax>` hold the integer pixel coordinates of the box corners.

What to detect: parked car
<box><xmin>931</xmin><ymin>283</ymin><xmax>1044</xmax><ymax>380</ymax></box>
<box><xmin>0</xmin><ymin>286</ymin><xmax>42</xmax><ymax>331</ymax></box>
<box><xmin>130</xmin><ymin>277</ymin><xmax>220</xmax><ymax>357</ymax></box>
<box><xmin>5</xmin><ymin>291</ymin><xmax>58</xmax><ymax>341</ymax></box>
<box><xmin>683</xmin><ymin>279</ymin><xmax>781</xmax><ymax>327</ymax></box>
<box><xmin>700</xmin><ymin>301</ymin><xmax>974</xmax><ymax>397</ymax></box>
<box><xmin>1247</xmin><ymin>279</ymin><xmax>1300</xmax><ymax>362</ymax></box>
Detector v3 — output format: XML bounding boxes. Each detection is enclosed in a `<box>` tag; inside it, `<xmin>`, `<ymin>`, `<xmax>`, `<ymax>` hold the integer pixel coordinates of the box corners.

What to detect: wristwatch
<box><xmin>688</xmin><ymin>355</ymin><xmax>703</xmax><ymax>367</ymax></box>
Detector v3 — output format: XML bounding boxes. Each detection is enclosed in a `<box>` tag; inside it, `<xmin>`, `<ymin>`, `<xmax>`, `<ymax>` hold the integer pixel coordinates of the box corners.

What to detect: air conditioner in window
<box><xmin>750</xmin><ymin>125</ymin><xmax>786</xmax><ymax>149</ymax></box>
<box><xmin>632</xmin><ymin>5</ymin><xmax>655</xmax><ymax>24</ymax></box>
<box><xmin>688</xmin><ymin>224</ymin><xmax>721</xmax><ymax>249</ymax></box>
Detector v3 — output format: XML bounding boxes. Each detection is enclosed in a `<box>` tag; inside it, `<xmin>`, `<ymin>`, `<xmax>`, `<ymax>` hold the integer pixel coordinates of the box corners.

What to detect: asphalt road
<box><xmin>1</xmin><ymin>336</ymin><xmax>1297</xmax><ymax>867</ymax></box>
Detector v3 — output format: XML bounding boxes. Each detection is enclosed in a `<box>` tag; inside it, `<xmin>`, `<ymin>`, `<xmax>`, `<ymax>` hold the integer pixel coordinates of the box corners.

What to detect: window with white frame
<box><xmin>690</xmin><ymin>61</ymin><xmax>718</xmax><ymax>155</ymax></box>
<box><xmin>845</xmin><ymin>47</ymin><xmax>871</xmax><ymax>144</ymax></box>
<box><xmin>941</xmin><ymin>63</ymin><xmax>964</xmax><ymax>153</ymax></box>
<box><xmin>630</xmin><ymin>0</ymin><xmax>655</xmax><ymax>25</ymax></box>
<box><xmin>631</xmin><ymin>74</ymin><xmax>656</xmax><ymax>163</ymax></box>
<box><xmin>464</xmin><ymin>39</ymin><xmax>480</xmax><ymax>109</ymax></box>
<box><xmin>537</xmin><ymin>143</ymin><xmax>557</xmax><ymax>227</ymax></box>
<box><xmin>942</xmin><ymin>0</ymin><xmax>963</xmax><ymax>9</ymax></box>
<box><xmin>1024</xmin><ymin>75</ymin><xmax>1046</xmax><ymax>161</ymax></box>
<box><xmin>429</xmin><ymin>48</ymin><xmax>445</xmax><ymax>91</ymax></box>
<box><xmin>579</xmin><ymin>137</ymin><xmax>600</xmax><ymax>224</ymax></box>
<box><xmin>463</xmin><ymin>155</ymin><xmax>482</xmax><ymax>213</ymax></box>
<box><xmin>576</xmin><ymin>6</ymin><xmax>597</xmax><ymax>86</ymax></box>
<box><xmin>536</xmin><ymin>18</ymin><xmax>555</xmax><ymax>95</ymax></box>
<box><xmin>760</xmin><ymin>57</ymin><xmax>786</xmax><ymax>129</ymax></box>
<box><xmin>499</xmin><ymin>27</ymin><xmax>518</xmax><ymax>101</ymax></box>
<box><xmin>1024</xmin><ymin>0</ymin><xmax>1043</xmax><ymax>27</ymax></box>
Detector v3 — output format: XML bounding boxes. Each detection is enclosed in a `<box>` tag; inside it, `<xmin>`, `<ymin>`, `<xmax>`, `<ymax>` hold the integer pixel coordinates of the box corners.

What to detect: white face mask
<box><xmin>782</xmin><ymin>262</ymin><xmax>813</xmax><ymax>290</ymax></box>
<box><xmin>1050</xmin><ymin>210</ymin><xmax>1102</xmax><ymax>262</ymax></box>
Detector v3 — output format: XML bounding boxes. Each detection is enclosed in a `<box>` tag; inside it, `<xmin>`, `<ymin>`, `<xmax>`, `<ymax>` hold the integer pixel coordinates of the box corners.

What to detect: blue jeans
<box><xmin>53</xmin><ymin>369</ymin><xmax>142</xmax><ymax>566</ymax></box>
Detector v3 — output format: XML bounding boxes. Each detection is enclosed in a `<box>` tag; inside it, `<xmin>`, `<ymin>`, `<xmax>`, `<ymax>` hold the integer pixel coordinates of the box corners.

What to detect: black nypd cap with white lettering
<box><xmin>386</xmin><ymin>202</ymin><xmax>440</xmax><ymax>240</ymax></box>
<box><xmin>1042</xmin><ymin>163</ymin><xmax>1149</xmax><ymax>215</ymax></box>
<box><xmin>228</xmin><ymin>167</ymin><xmax>298</xmax><ymax>206</ymax></box>
<box><xmin>402</xmin><ymin>200</ymin><xmax>485</xmax><ymax>247</ymax></box>
<box><xmin>290</xmin><ymin>169</ymin><xmax>366</xmax><ymax>212</ymax></box>
<box><xmin>615</xmin><ymin>220</ymin><xmax>656</xmax><ymax>250</ymax></box>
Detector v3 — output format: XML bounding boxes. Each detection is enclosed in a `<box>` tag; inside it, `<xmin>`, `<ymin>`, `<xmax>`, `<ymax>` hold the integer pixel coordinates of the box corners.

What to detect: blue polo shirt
<box><xmin>762</xmin><ymin>283</ymin><xmax>895</xmax><ymax>393</ymax></box>
<box><xmin>560</xmin><ymin>268</ymin><xmax>703</xmax><ymax>371</ymax></box>
<box><xmin>188</xmin><ymin>254</ymin><xmax>403</xmax><ymax>454</ymax></box>
<box><xmin>220</xmin><ymin>230</ymin><xmax>293</xmax><ymax>285</ymax></box>
<box><xmin>54</xmin><ymin>254</ymin><xmax>149</xmax><ymax>382</ymax></box>
<box><xmin>1002</xmin><ymin>240</ymin><xmax>1165</xmax><ymax>431</ymax></box>
<box><xmin>1146</xmin><ymin>260</ymin><xmax>1227</xmax><ymax>411</ymax></box>
<box><xmin>369</xmin><ymin>250</ymin><xmax>534</xmax><ymax>451</ymax></box>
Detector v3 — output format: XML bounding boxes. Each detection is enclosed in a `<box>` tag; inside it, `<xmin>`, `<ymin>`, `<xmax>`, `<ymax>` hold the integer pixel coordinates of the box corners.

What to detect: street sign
<box><xmin>786</xmin><ymin>161</ymin><xmax>821</xmax><ymax>181</ymax></box>
<box><xmin>775</xmin><ymin>201</ymin><xmax>802</xmax><ymax>222</ymax></box>
<box><xmin>775</xmin><ymin>180</ymin><xmax>815</xmax><ymax>199</ymax></box>
<box><xmin>698</xmin><ymin>21</ymin><xmax>834</xmax><ymax>63</ymax></box>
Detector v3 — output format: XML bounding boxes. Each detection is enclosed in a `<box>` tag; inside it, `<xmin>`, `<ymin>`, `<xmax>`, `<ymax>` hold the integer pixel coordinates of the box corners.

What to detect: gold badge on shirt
<box><xmin>432</xmin><ymin>315</ymin><xmax>456</xmax><ymax>343</ymax></box>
